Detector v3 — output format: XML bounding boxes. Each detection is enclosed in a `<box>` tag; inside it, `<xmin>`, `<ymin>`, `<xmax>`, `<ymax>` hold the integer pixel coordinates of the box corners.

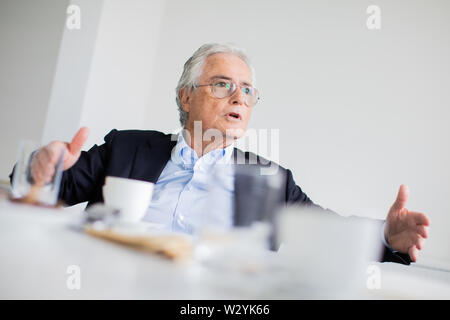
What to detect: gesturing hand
<box><xmin>30</xmin><ymin>127</ymin><xmax>90</xmax><ymax>185</ymax></box>
<box><xmin>384</xmin><ymin>184</ymin><xmax>430</xmax><ymax>262</ymax></box>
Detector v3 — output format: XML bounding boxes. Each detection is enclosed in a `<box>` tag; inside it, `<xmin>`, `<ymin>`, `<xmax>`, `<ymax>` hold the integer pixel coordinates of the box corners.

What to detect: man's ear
<box><xmin>179</xmin><ymin>88</ymin><xmax>191</xmax><ymax>112</ymax></box>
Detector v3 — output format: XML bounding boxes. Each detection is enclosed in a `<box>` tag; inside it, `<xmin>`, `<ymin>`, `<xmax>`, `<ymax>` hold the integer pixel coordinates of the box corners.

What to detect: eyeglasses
<box><xmin>195</xmin><ymin>79</ymin><xmax>260</xmax><ymax>106</ymax></box>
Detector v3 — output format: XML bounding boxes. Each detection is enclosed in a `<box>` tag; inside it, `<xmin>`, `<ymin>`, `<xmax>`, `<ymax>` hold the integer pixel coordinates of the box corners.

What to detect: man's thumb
<box><xmin>392</xmin><ymin>184</ymin><xmax>409</xmax><ymax>210</ymax></box>
<box><xmin>68</xmin><ymin>127</ymin><xmax>89</xmax><ymax>155</ymax></box>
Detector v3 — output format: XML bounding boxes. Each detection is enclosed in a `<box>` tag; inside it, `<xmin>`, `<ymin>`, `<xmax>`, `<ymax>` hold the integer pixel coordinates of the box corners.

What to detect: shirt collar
<box><xmin>171</xmin><ymin>132</ymin><xmax>234</xmax><ymax>170</ymax></box>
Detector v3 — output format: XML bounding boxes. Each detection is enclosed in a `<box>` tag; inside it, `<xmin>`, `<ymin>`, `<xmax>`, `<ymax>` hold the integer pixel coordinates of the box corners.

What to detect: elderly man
<box><xmin>14</xmin><ymin>43</ymin><xmax>430</xmax><ymax>265</ymax></box>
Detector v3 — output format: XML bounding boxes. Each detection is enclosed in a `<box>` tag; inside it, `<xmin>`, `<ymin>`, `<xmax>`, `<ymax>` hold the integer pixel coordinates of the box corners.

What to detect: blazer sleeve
<box><xmin>285</xmin><ymin>168</ymin><xmax>314</xmax><ymax>205</ymax></box>
<box><xmin>283</xmin><ymin>168</ymin><xmax>412</xmax><ymax>265</ymax></box>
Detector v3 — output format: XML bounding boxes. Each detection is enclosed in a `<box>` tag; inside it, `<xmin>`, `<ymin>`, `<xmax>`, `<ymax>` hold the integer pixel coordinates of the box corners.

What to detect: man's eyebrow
<box><xmin>209</xmin><ymin>75</ymin><xmax>252</xmax><ymax>86</ymax></box>
<box><xmin>209</xmin><ymin>75</ymin><xmax>232</xmax><ymax>81</ymax></box>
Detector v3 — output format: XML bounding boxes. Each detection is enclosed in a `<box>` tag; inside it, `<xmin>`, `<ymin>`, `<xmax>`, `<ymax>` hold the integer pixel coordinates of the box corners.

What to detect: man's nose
<box><xmin>230</xmin><ymin>87</ymin><xmax>246</xmax><ymax>106</ymax></box>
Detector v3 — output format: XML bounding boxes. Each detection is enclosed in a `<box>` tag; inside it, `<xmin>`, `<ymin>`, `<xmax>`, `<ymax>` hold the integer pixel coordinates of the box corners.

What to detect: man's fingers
<box><xmin>44</xmin><ymin>165</ymin><xmax>55</xmax><ymax>183</ymax></box>
<box><xmin>416</xmin><ymin>236</ymin><xmax>425</xmax><ymax>250</ymax></box>
<box><xmin>416</xmin><ymin>225</ymin><xmax>429</xmax><ymax>239</ymax></box>
<box><xmin>409</xmin><ymin>233</ymin><xmax>425</xmax><ymax>250</ymax></box>
<box><xmin>39</xmin><ymin>148</ymin><xmax>51</xmax><ymax>164</ymax></box>
<box><xmin>45</xmin><ymin>143</ymin><xmax>64</xmax><ymax>164</ymax></box>
<box><xmin>32</xmin><ymin>153</ymin><xmax>47</xmax><ymax>183</ymax></box>
<box><xmin>31</xmin><ymin>165</ymin><xmax>43</xmax><ymax>184</ymax></box>
<box><xmin>408</xmin><ymin>246</ymin><xmax>419</xmax><ymax>262</ymax></box>
<box><xmin>408</xmin><ymin>211</ymin><xmax>430</xmax><ymax>226</ymax></box>
<box><xmin>34</xmin><ymin>152</ymin><xmax>55</xmax><ymax>184</ymax></box>
<box><xmin>392</xmin><ymin>184</ymin><xmax>410</xmax><ymax>210</ymax></box>
<box><xmin>69</xmin><ymin>127</ymin><xmax>89</xmax><ymax>156</ymax></box>
<box><xmin>31</xmin><ymin>143</ymin><xmax>67</xmax><ymax>184</ymax></box>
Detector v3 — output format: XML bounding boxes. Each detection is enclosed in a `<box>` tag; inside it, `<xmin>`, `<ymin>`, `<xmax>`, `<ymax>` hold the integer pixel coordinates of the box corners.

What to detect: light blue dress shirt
<box><xmin>142</xmin><ymin>133</ymin><xmax>235</xmax><ymax>234</ymax></box>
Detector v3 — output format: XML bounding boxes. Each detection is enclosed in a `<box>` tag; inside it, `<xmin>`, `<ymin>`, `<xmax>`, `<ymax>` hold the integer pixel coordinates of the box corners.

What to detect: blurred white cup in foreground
<box><xmin>102</xmin><ymin>176</ymin><xmax>154</xmax><ymax>223</ymax></box>
<box><xmin>278</xmin><ymin>206</ymin><xmax>383</xmax><ymax>297</ymax></box>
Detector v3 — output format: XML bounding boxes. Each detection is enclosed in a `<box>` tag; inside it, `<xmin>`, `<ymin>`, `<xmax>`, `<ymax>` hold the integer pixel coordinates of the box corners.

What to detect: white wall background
<box><xmin>42</xmin><ymin>0</ymin><xmax>104</xmax><ymax>144</ymax></box>
<box><xmin>78</xmin><ymin>0</ymin><xmax>166</xmax><ymax>148</ymax></box>
<box><xmin>0</xmin><ymin>0</ymin><xmax>69</xmax><ymax>181</ymax></box>
<box><xmin>0</xmin><ymin>0</ymin><xmax>449</xmax><ymax>264</ymax></box>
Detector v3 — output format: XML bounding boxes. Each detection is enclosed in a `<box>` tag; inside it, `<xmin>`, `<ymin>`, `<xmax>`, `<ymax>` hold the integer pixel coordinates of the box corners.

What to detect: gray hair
<box><xmin>175</xmin><ymin>43</ymin><xmax>255</xmax><ymax>127</ymax></box>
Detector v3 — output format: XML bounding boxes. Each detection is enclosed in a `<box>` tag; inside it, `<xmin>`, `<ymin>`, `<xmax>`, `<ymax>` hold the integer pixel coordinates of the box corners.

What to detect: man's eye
<box><xmin>215</xmin><ymin>81</ymin><xmax>232</xmax><ymax>90</ymax></box>
<box><xmin>242</xmin><ymin>87</ymin><xmax>251</xmax><ymax>95</ymax></box>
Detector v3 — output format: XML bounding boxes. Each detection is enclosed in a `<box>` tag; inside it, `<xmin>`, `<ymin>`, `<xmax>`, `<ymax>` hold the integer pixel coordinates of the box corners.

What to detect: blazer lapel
<box><xmin>129</xmin><ymin>134</ymin><xmax>177</xmax><ymax>183</ymax></box>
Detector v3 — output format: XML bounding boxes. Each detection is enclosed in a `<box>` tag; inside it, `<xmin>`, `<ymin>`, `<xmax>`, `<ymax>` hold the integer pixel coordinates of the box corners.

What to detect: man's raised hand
<box><xmin>30</xmin><ymin>127</ymin><xmax>89</xmax><ymax>185</ymax></box>
<box><xmin>384</xmin><ymin>184</ymin><xmax>430</xmax><ymax>262</ymax></box>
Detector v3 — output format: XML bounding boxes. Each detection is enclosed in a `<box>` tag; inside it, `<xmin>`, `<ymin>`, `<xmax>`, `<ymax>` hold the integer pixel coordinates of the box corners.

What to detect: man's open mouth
<box><xmin>226</xmin><ymin>112</ymin><xmax>241</xmax><ymax>120</ymax></box>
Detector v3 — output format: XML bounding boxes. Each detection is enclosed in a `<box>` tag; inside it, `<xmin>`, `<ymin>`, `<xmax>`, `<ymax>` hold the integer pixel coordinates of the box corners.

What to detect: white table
<box><xmin>1</xmin><ymin>196</ymin><xmax>449</xmax><ymax>299</ymax></box>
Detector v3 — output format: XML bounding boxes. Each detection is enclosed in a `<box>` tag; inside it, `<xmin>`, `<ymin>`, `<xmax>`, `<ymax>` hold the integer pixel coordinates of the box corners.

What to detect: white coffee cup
<box><xmin>102</xmin><ymin>176</ymin><xmax>154</xmax><ymax>223</ymax></box>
